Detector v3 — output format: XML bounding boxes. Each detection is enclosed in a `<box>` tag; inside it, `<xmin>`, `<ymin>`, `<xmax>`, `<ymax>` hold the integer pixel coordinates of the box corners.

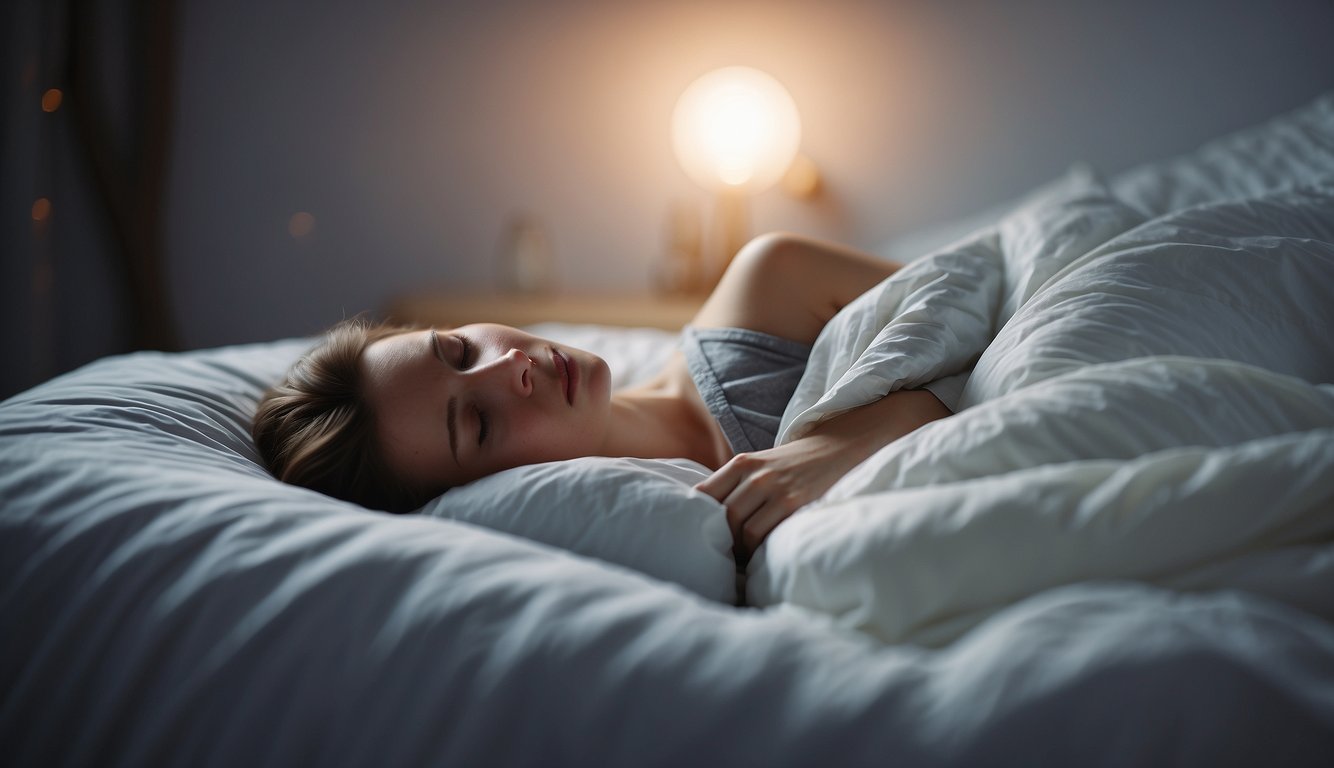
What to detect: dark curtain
<box><xmin>66</xmin><ymin>0</ymin><xmax>180</xmax><ymax>352</ymax></box>
<box><xmin>1</xmin><ymin>0</ymin><xmax>181</xmax><ymax>399</ymax></box>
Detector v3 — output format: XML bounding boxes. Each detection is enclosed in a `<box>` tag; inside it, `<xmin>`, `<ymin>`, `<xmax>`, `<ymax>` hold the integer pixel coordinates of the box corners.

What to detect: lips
<box><xmin>552</xmin><ymin>348</ymin><xmax>577</xmax><ymax>405</ymax></box>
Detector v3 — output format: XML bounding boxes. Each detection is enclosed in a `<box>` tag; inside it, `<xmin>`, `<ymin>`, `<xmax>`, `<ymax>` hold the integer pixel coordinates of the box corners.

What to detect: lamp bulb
<box><xmin>672</xmin><ymin>66</ymin><xmax>801</xmax><ymax>194</ymax></box>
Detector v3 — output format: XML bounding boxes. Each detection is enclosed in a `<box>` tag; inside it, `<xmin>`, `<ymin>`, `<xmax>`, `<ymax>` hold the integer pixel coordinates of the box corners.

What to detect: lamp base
<box><xmin>709</xmin><ymin>189</ymin><xmax>749</xmax><ymax>291</ymax></box>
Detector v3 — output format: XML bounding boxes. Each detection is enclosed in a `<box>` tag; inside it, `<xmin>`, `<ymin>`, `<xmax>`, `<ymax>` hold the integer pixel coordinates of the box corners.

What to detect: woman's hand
<box><xmin>696</xmin><ymin>389</ymin><xmax>952</xmax><ymax>564</ymax></box>
<box><xmin>695</xmin><ymin>434</ymin><xmax>872</xmax><ymax>564</ymax></box>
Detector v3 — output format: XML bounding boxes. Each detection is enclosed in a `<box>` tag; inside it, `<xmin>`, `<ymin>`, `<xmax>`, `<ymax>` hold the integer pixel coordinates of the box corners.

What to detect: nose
<box><xmin>477</xmin><ymin>348</ymin><xmax>535</xmax><ymax>397</ymax></box>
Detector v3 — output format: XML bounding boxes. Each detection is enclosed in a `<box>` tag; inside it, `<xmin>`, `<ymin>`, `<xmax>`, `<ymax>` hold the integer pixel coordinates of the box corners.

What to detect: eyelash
<box><xmin>457</xmin><ymin>335</ymin><xmax>475</xmax><ymax>370</ymax></box>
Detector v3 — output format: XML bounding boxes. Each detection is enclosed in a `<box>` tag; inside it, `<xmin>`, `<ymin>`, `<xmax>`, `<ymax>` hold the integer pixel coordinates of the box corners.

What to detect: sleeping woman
<box><xmin>253</xmin><ymin>233</ymin><xmax>953</xmax><ymax>561</ymax></box>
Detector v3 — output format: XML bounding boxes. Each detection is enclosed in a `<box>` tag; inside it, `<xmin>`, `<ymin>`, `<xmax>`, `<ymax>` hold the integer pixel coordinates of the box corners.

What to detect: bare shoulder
<box><xmin>690</xmin><ymin>232</ymin><xmax>902</xmax><ymax>345</ymax></box>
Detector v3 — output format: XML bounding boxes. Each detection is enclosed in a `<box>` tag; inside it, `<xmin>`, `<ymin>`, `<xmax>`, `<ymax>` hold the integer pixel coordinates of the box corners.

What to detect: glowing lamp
<box><xmin>670</xmin><ymin>67</ymin><xmax>805</xmax><ymax>291</ymax></box>
<box><xmin>671</xmin><ymin>66</ymin><xmax>802</xmax><ymax>194</ymax></box>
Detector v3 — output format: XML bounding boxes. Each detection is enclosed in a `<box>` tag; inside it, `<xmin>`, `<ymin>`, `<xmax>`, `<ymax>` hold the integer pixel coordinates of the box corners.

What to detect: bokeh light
<box><xmin>41</xmin><ymin>88</ymin><xmax>63</xmax><ymax>112</ymax></box>
<box><xmin>288</xmin><ymin>211</ymin><xmax>316</xmax><ymax>238</ymax></box>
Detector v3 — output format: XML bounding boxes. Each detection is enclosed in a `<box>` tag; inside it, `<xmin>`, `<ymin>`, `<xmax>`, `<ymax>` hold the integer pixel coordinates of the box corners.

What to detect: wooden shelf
<box><xmin>384</xmin><ymin>293</ymin><xmax>705</xmax><ymax>331</ymax></box>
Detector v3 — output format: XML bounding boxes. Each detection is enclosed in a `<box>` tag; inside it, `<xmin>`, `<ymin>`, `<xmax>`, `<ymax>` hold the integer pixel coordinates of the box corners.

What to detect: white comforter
<box><xmin>756</xmin><ymin>171</ymin><xmax>1334</xmax><ymax>647</ymax></box>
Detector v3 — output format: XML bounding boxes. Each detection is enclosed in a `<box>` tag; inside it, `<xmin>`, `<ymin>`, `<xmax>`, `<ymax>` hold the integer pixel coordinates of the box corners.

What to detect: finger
<box><xmin>736</xmin><ymin>496</ymin><xmax>804</xmax><ymax>561</ymax></box>
<box><xmin>721</xmin><ymin>479</ymin><xmax>767</xmax><ymax>546</ymax></box>
<box><xmin>718</xmin><ymin>464</ymin><xmax>783</xmax><ymax>537</ymax></box>
<box><xmin>693</xmin><ymin>458</ymin><xmax>745</xmax><ymax>501</ymax></box>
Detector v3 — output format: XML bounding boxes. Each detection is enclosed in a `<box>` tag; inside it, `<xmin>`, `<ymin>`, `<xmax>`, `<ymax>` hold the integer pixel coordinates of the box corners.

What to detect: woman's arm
<box><xmin>696</xmin><ymin>389</ymin><xmax>949</xmax><ymax>564</ymax></box>
<box><xmin>690</xmin><ymin>232</ymin><xmax>902</xmax><ymax>344</ymax></box>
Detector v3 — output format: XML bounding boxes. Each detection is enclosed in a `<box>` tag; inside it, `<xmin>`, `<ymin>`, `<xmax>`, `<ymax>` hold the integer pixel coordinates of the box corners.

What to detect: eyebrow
<box><xmin>429</xmin><ymin>331</ymin><xmax>461</xmax><ymax>467</ymax></box>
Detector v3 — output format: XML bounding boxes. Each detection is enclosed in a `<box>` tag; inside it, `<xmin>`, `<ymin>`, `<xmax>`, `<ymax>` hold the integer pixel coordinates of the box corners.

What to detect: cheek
<box><xmin>505</xmin><ymin>407</ymin><xmax>592</xmax><ymax>464</ymax></box>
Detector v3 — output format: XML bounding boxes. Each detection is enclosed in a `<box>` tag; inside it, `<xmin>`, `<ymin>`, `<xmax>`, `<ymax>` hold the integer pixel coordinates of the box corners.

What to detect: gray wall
<box><xmin>5</xmin><ymin>0</ymin><xmax>1334</xmax><ymax>397</ymax></box>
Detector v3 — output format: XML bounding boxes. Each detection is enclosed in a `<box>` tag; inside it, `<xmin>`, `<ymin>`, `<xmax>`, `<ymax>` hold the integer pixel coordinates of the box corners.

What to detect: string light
<box><xmin>41</xmin><ymin>88</ymin><xmax>63</xmax><ymax>112</ymax></box>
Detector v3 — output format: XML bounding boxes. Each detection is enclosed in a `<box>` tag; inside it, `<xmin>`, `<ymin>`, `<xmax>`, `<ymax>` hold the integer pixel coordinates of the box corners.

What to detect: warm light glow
<box><xmin>672</xmin><ymin>66</ymin><xmax>801</xmax><ymax>193</ymax></box>
<box><xmin>41</xmin><ymin>88</ymin><xmax>63</xmax><ymax>112</ymax></box>
<box><xmin>288</xmin><ymin>211</ymin><xmax>315</xmax><ymax>238</ymax></box>
<box><xmin>781</xmin><ymin>152</ymin><xmax>821</xmax><ymax>198</ymax></box>
<box><xmin>31</xmin><ymin>197</ymin><xmax>52</xmax><ymax>221</ymax></box>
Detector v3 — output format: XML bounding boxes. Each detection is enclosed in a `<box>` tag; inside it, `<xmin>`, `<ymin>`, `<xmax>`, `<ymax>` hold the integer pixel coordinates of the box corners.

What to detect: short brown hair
<box><xmin>252</xmin><ymin>318</ymin><xmax>429</xmax><ymax>512</ymax></box>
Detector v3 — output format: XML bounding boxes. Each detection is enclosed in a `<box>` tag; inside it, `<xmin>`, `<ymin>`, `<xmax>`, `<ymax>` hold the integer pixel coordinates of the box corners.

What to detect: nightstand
<box><xmin>384</xmin><ymin>293</ymin><xmax>706</xmax><ymax>331</ymax></box>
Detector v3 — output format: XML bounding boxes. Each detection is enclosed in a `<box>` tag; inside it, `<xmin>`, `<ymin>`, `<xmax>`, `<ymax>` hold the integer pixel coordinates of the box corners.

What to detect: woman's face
<box><xmin>361</xmin><ymin>324</ymin><xmax>613</xmax><ymax>491</ymax></box>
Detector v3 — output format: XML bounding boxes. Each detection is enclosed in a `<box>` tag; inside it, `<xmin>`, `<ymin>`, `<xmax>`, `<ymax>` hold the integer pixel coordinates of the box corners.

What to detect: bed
<box><xmin>3</xmin><ymin>93</ymin><xmax>1333</xmax><ymax>766</ymax></box>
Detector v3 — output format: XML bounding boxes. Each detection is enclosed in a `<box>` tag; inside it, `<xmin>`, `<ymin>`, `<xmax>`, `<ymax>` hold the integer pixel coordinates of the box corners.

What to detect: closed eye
<box><xmin>430</xmin><ymin>329</ymin><xmax>475</xmax><ymax>371</ymax></box>
<box><xmin>457</xmin><ymin>336</ymin><xmax>476</xmax><ymax>370</ymax></box>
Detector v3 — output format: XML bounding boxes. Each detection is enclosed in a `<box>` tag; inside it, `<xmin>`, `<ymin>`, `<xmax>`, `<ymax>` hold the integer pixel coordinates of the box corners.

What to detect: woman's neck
<box><xmin>600</xmin><ymin>386</ymin><xmax>728</xmax><ymax>469</ymax></box>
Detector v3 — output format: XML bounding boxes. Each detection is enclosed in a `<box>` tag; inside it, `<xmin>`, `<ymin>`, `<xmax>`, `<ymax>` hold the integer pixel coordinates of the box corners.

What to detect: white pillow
<box><xmin>1110</xmin><ymin>91</ymin><xmax>1334</xmax><ymax>217</ymax></box>
<box><xmin>418</xmin><ymin>457</ymin><xmax>737</xmax><ymax>603</ymax></box>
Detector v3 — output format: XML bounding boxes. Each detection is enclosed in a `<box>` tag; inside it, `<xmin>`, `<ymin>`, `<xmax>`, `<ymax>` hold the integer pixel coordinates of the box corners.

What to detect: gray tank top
<box><xmin>681</xmin><ymin>326</ymin><xmax>812</xmax><ymax>454</ymax></box>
